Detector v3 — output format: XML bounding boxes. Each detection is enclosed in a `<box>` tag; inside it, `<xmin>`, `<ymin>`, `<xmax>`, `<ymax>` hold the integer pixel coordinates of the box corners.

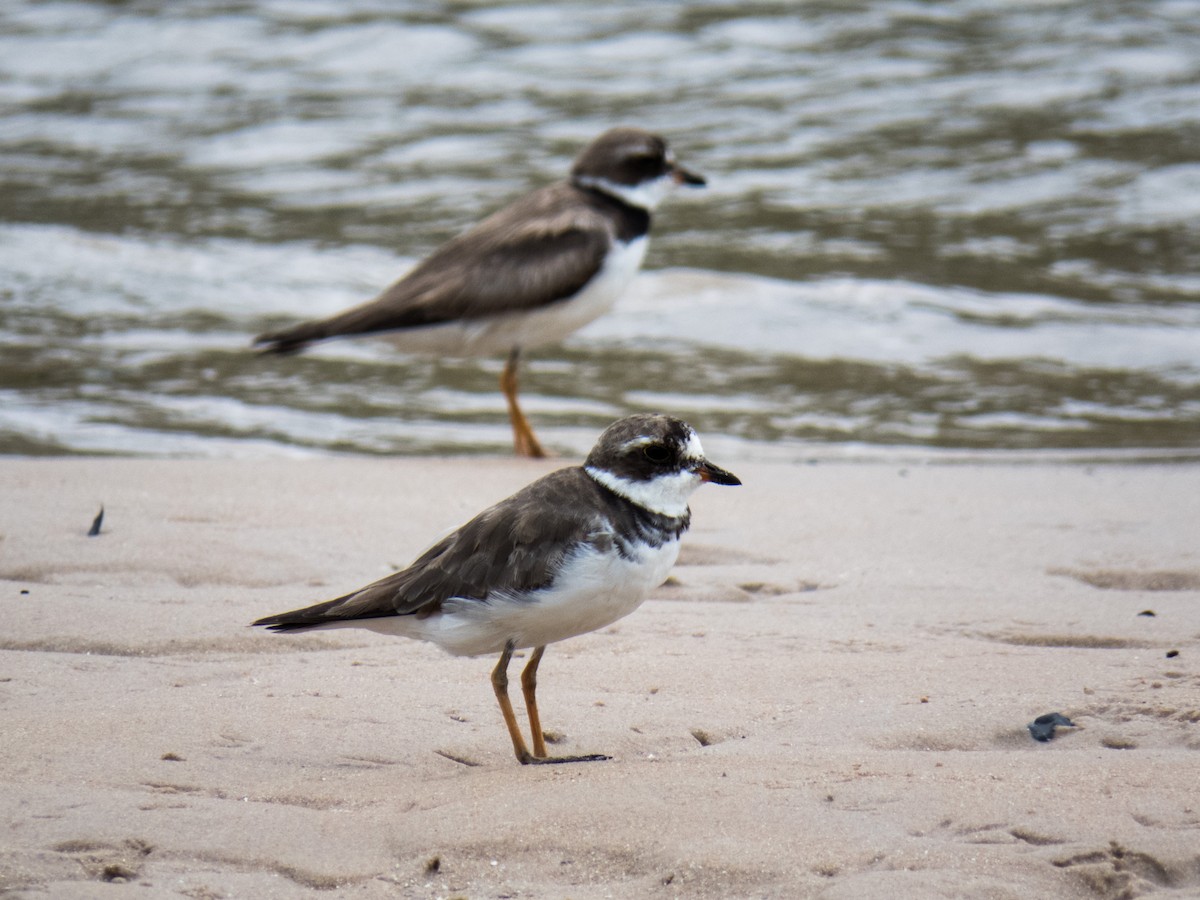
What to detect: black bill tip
<box><xmin>699</xmin><ymin>461</ymin><xmax>741</xmax><ymax>486</ymax></box>
<box><xmin>672</xmin><ymin>165</ymin><xmax>706</xmax><ymax>187</ymax></box>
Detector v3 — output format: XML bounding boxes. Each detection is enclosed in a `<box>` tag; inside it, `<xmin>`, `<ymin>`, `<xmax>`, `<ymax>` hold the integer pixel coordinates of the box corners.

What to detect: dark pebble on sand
<box><xmin>1028</xmin><ymin>712</ymin><xmax>1076</xmax><ymax>742</ymax></box>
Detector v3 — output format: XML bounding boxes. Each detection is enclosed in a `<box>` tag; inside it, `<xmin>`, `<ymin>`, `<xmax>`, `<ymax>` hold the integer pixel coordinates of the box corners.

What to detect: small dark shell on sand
<box><xmin>1028</xmin><ymin>712</ymin><xmax>1076</xmax><ymax>742</ymax></box>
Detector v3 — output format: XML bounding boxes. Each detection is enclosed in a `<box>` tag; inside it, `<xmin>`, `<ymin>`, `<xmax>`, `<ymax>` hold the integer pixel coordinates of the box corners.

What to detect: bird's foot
<box><xmin>518</xmin><ymin>751</ymin><xmax>611</xmax><ymax>765</ymax></box>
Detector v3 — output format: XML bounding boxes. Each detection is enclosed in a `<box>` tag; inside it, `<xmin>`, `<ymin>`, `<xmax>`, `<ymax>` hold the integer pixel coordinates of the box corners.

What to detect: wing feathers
<box><xmin>251</xmin><ymin>469</ymin><xmax>609</xmax><ymax>632</ymax></box>
<box><xmin>253</xmin><ymin>184</ymin><xmax>614</xmax><ymax>352</ymax></box>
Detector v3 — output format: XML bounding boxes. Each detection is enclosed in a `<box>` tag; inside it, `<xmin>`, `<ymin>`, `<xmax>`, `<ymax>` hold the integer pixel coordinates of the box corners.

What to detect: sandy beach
<box><xmin>1</xmin><ymin>455</ymin><xmax>1198</xmax><ymax>898</ymax></box>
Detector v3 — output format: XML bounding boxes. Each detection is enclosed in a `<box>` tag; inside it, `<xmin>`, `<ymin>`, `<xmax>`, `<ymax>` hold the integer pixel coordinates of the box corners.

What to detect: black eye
<box><xmin>625</xmin><ymin>152</ymin><xmax>667</xmax><ymax>179</ymax></box>
<box><xmin>642</xmin><ymin>443</ymin><xmax>671</xmax><ymax>464</ymax></box>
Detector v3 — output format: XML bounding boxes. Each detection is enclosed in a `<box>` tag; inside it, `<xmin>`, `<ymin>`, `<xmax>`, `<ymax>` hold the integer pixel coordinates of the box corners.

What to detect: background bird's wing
<box><xmin>253</xmin><ymin>186</ymin><xmax>612</xmax><ymax>352</ymax></box>
<box><xmin>252</xmin><ymin>469</ymin><xmax>610</xmax><ymax>631</ymax></box>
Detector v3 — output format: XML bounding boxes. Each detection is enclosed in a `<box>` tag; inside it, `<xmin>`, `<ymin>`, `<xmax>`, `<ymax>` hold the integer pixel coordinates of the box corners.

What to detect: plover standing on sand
<box><xmin>252</xmin><ymin>414</ymin><xmax>740</xmax><ymax>764</ymax></box>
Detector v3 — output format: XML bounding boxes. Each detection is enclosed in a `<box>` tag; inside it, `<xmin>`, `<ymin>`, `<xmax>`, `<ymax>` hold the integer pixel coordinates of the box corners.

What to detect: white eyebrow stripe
<box><xmin>620</xmin><ymin>428</ymin><xmax>704</xmax><ymax>460</ymax></box>
<box><xmin>622</xmin><ymin>435</ymin><xmax>657</xmax><ymax>449</ymax></box>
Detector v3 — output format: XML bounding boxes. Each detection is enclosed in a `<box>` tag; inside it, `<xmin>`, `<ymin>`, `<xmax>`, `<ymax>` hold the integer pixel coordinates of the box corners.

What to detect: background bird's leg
<box><xmin>500</xmin><ymin>346</ymin><xmax>547</xmax><ymax>458</ymax></box>
<box><xmin>521</xmin><ymin>645</ymin><xmax>548</xmax><ymax>758</ymax></box>
<box><xmin>492</xmin><ymin>641</ymin><xmax>535</xmax><ymax>764</ymax></box>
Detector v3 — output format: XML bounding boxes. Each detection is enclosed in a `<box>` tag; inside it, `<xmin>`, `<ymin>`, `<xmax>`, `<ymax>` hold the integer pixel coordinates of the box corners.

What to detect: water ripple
<box><xmin>1</xmin><ymin>0</ymin><xmax>1198</xmax><ymax>458</ymax></box>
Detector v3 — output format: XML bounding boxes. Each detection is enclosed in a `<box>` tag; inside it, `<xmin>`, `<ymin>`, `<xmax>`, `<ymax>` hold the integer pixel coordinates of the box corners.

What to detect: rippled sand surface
<box><xmin>2</xmin><ymin>457</ymin><xmax>1199</xmax><ymax>896</ymax></box>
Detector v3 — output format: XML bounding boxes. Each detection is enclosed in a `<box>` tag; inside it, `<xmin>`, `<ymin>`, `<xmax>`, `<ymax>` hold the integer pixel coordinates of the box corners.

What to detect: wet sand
<box><xmin>1</xmin><ymin>457</ymin><xmax>1198</xmax><ymax>898</ymax></box>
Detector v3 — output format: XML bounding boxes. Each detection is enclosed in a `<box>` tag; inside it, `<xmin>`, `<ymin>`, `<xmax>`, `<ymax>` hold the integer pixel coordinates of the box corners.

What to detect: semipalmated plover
<box><xmin>252</xmin><ymin>127</ymin><xmax>705</xmax><ymax>457</ymax></box>
<box><xmin>252</xmin><ymin>414</ymin><xmax>739</xmax><ymax>765</ymax></box>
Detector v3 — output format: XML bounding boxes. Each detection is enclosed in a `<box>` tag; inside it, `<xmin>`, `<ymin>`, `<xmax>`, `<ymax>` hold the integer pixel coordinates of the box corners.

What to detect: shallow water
<box><xmin>2</xmin><ymin>0</ymin><xmax>1198</xmax><ymax>460</ymax></box>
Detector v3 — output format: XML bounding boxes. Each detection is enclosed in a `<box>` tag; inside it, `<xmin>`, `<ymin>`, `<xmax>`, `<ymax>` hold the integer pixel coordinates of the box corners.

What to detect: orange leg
<box><xmin>490</xmin><ymin>641</ymin><xmax>610</xmax><ymax>766</ymax></box>
<box><xmin>521</xmin><ymin>645</ymin><xmax>549</xmax><ymax>759</ymax></box>
<box><xmin>491</xmin><ymin>641</ymin><xmax>535</xmax><ymax>764</ymax></box>
<box><xmin>500</xmin><ymin>347</ymin><xmax>547</xmax><ymax>458</ymax></box>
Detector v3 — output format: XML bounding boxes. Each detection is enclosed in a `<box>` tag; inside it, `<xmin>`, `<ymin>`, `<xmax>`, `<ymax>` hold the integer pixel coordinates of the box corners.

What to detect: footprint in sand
<box><xmin>1049</xmin><ymin>568</ymin><xmax>1200</xmax><ymax>591</ymax></box>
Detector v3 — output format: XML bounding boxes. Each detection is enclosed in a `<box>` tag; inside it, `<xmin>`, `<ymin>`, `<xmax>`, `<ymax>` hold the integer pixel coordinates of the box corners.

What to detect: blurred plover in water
<box><xmin>253</xmin><ymin>128</ymin><xmax>705</xmax><ymax>457</ymax></box>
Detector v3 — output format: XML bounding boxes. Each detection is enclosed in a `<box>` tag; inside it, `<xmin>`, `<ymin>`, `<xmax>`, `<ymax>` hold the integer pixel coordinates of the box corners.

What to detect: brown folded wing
<box><xmin>254</xmin><ymin>184</ymin><xmax>614</xmax><ymax>352</ymax></box>
<box><xmin>252</xmin><ymin>469</ymin><xmax>612</xmax><ymax>631</ymax></box>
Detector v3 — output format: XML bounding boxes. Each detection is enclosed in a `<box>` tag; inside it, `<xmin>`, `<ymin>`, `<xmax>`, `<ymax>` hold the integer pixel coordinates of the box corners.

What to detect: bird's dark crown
<box><xmin>571</xmin><ymin>127</ymin><xmax>673</xmax><ymax>188</ymax></box>
<box><xmin>584</xmin><ymin>413</ymin><xmax>700</xmax><ymax>484</ymax></box>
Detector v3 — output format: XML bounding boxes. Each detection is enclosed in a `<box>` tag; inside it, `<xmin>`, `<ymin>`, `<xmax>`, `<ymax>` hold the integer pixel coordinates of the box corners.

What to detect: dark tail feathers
<box><xmin>251</xmin><ymin>616</ymin><xmax>320</xmax><ymax>633</ymax></box>
<box><xmin>252</xmin><ymin>322</ymin><xmax>329</xmax><ymax>355</ymax></box>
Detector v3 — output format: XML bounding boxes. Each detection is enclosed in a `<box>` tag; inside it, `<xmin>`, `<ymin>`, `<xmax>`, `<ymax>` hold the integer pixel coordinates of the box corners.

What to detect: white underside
<box><xmin>339</xmin><ymin>534</ymin><xmax>680</xmax><ymax>656</ymax></box>
<box><xmin>379</xmin><ymin>236</ymin><xmax>648</xmax><ymax>357</ymax></box>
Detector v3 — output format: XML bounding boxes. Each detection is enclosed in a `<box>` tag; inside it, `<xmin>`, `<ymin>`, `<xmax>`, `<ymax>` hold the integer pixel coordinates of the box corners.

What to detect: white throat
<box><xmin>574</xmin><ymin>173</ymin><xmax>677</xmax><ymax>211</ymax></box>
<box><xmin>585</xmin><ymin>432</ymin><xmax>707</xmax><ymax>518</ymax></box>
<box><xmin>585</xmin><ymin>467</ymin><xmax>699</xmax><ymax>518</ymax></box>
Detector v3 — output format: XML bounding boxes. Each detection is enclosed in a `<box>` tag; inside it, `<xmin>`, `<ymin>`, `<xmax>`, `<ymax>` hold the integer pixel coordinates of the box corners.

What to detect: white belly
<box><xmin>356</xmin><ymin>535</ymin><xmax>680</xmax><ymax>657</ymax></box>
<box><xmin>380</xmin><ymin>236</ymin><xmax>648</xmax><ymax>357</ymax></box>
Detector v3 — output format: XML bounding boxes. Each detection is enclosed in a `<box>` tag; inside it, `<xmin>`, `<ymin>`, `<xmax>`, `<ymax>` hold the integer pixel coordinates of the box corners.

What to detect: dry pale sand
<box><xmin>1</xmin><ymin>456</ymin><xmax>1199</xmax><ymax>899</ymax></box>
